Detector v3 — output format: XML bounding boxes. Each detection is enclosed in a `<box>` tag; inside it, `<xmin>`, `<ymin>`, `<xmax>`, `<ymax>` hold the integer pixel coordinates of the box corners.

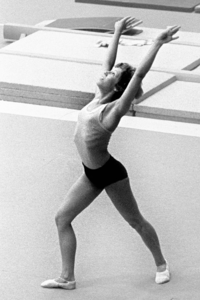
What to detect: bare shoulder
<box><xmin>100</xmin><ymin>101</ymin><xmax>122</xmax><ymax>133</ymax></box>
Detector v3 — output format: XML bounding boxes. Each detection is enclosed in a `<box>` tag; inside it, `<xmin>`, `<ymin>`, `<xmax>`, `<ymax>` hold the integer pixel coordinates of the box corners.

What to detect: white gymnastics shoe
<box><xmin>41</xmin><ymin>277</ymin><xmax>76</xmax><ymax>290</ymax></box>
<box><xmin>155</xmin><ymin>262</ymin><xmax>170</xmax><ymax>284</ymax></box>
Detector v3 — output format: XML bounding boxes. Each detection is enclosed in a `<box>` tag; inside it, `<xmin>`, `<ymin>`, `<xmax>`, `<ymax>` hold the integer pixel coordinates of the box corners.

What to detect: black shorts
<box><xmin>83</xmin><ymin>155</ymin><xmax>128</xmax><ymax>189</ymax></box>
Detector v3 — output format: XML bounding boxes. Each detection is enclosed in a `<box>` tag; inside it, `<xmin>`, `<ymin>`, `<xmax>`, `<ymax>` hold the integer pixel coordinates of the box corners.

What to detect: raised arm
<box><xmin>102</xmin><ymin>17</ymin><xmax>138</xmax><ymax>71</ymax></box>
<box><xmin>116</xmin><ymin>25</ymin><xmax>181</xmax><ymax>116</ymax></box>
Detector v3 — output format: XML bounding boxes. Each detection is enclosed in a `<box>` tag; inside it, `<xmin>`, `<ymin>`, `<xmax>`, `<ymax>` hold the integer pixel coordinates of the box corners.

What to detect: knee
<box><xmin>55</xmin><ymin>209</ymin><xmax>73</xmax><ymax>230</ymax></box>
<box><xmin>127</xmin><ymin>215</ymin><xmax>145</xmax><ymax>233</ymax></box>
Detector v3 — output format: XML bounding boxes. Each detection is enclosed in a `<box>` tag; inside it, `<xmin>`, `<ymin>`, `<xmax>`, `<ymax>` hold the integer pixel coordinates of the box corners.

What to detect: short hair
<box><xmin>113</xmin><ymin>63</ymin><xmax>136</xmax><ymax>100</ymax></box>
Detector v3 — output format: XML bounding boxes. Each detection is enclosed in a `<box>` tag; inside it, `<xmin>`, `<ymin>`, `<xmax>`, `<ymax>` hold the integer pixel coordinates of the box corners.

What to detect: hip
<box><xmin>82</xmin><ymin>155</ymin><xmax>128</xmax><ymax>189</ymax></box>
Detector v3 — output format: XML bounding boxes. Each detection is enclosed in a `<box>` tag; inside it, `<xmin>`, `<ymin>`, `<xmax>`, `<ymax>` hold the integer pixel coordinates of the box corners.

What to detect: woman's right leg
<box><xmin>55</xmin><ymin>173</ymin><xmax>102</xmax><ymax>282</ymax></box>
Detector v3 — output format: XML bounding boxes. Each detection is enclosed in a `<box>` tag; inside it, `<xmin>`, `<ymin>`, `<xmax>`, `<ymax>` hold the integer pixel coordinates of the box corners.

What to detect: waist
<box><xmin>77</xmin><ymin>146</ymin><xmax>110</xmax><ymax>169</ymax></box>
<box><xmin>74</xmin><ymin>136</ymin><xmax>111</xmax><ymax>169</ymax></box>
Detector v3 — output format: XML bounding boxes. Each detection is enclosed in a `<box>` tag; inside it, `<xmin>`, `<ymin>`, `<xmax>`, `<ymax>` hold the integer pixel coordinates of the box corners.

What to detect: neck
<box><xmin>96</xmin><ymin>90</ymin><xmax>115</xmax><ymax>104</ymax></box>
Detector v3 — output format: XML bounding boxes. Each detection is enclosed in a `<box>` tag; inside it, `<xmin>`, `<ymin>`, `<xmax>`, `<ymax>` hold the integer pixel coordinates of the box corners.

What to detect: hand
<box><xmin>114</xmin><ymin>16</ymin><xmax>137</xmax><ymax>34</ymax></box>
<box><xmin>155</xmin><ymin>25</ymin><xmax>181</xmax><ymax>45</ymax></box>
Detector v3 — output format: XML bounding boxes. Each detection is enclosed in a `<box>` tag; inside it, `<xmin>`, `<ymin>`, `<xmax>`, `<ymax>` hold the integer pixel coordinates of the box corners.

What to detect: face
<box><xmin>96</xmin><ymin>67</ymin><xmax>122</xmax><ymax>93</ymax></box>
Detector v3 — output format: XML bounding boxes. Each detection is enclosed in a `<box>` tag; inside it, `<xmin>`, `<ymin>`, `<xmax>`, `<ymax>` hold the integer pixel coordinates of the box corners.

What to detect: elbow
<box><xmin>135</xmin><ymin>72</ymin><xmax>145</xmax><ymax>80</ymax></box>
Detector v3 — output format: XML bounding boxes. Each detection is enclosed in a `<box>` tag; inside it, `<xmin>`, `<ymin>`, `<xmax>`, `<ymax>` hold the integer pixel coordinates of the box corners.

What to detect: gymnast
<box><xmin>41</xmin><ymin>17</ymin><xmax>180</xmax><ymax>290</ymax></box>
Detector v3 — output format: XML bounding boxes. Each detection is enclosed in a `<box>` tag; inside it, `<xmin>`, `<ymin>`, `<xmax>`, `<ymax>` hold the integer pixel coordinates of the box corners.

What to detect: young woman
<box><xmin>41</xmin><ymin>17</ymin><xmax>180</xmax><ymax>290</ymax></box>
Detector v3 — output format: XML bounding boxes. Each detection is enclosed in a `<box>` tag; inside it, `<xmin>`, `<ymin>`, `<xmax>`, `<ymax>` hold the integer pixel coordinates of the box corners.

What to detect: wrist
<box><xmin>114</xmin><ymin>28</ymin><xmax>123</xmax><ymax>35</ymax></box>
<box><xmin>153</xmin><ymin>40</ymin><xmax>163</xmax><ymax>47</ymax></box>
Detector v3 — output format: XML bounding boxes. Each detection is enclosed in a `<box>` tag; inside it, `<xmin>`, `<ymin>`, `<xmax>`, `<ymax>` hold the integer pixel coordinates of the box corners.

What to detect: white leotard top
<box><xmin>74</xmin><ymin>100</ymin><xmax>112</xmax><ymax>169</ymax></box>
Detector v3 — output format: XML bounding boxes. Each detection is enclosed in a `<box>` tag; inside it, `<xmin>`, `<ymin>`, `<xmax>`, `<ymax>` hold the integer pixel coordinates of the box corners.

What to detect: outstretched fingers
<box><xmin>167</xmin><ymin>25</ymin><xmax>181</xmax><ymax>40</ymax></box>
<box><xmin>125</xmin><ymin>16</ymin><xmax>138</xmax><ymax>28</ymax></box>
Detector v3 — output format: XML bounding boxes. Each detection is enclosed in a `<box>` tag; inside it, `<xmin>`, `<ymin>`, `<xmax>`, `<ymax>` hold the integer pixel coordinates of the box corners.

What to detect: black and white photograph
<box><xmin>0</xmin><ymin>1</ymin><xmax>200</xmax><ymax>299</ymax></box>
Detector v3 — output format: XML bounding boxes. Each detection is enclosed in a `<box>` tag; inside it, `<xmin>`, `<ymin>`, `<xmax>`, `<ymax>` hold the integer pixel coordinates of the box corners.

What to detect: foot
<box><xmin>41</xmin><ymin>277</ymin><xmax>76</xmax><ymax>290</ymax></box>
<box><xmin>155</xmin><ymin>261</ymin><xmax>170</xmax><ymax>284</ymax></box>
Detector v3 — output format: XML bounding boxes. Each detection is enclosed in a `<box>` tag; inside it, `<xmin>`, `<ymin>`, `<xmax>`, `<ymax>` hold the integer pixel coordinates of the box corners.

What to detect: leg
<box><xmin>55</xmin><ymin>173</ymin><xmax>102</xmax><ymax>282</ymax></box>
<box><xmin>41</xmin><ymin>173</ymin><xmax>102</xmax><ymax>289</ymax></box>
<box><xmin>105</xmin><ymin>178</ymin><xmax>166</xmax><ymax>269</ymax></box>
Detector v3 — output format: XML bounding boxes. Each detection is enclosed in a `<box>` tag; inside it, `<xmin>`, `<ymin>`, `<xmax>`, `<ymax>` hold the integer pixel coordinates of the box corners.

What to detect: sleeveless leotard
<box><xmin>74</xmin><ymin>100</ymin><xmax>112</xmax><ymax>169</ymax></box>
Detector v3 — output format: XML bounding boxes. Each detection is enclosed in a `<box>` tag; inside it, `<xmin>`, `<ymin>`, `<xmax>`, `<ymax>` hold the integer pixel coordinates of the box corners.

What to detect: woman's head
<box><xmin>114</xmin><ymin>63</ymin><xmax>143</xmax><ymax>100</ymax></box>
<box><xmin>97</xmin><ymin>62</ymin><xmax>143</xmax><ymax>101</ymax></box>
<box><xmin>114</xmin><ymin>63</ymin><xmax>134</xmax><ymax>90</ymax></box>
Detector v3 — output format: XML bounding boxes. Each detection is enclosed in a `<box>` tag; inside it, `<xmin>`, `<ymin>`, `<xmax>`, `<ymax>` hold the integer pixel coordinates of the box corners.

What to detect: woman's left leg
<box><xmin>105</xmin><ymin>177</ymin><xmax>166</xmax><ymax>270</ymax></box>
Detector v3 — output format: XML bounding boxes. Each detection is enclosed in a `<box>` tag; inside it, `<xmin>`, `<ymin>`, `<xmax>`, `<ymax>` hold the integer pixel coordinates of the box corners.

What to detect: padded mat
<box><xmin>75</xmin><ymin>0</ymin><xmax>200</xmax><ymax>12</ymax></box>
<box><xmin>47</xmin><ymin>17</ymin><xmax>120</xmax><ymax>30</ymax></box>
<box><xmin>46</xmin><ymin>17</ymin><xmax>141</xmax><ymax>31</ymax></box>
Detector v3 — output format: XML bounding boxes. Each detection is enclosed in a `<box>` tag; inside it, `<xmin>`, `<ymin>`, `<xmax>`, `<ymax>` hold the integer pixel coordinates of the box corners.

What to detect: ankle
<box><xmin>60</xmin><ymin>273</ymin><xmax>75</xmax><ymax>282</ymax></box>
<box><xmin>156</xmin><ymin>261</ymin><xmax>168</xmax><ymax>272</ymax></box>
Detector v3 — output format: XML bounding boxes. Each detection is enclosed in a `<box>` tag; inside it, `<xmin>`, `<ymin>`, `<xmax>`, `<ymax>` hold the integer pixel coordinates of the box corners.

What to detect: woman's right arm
<box><xmin>116</xmin><ymin>25</ymin><xmax>180</xmax><ymax>117</ymax></box>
